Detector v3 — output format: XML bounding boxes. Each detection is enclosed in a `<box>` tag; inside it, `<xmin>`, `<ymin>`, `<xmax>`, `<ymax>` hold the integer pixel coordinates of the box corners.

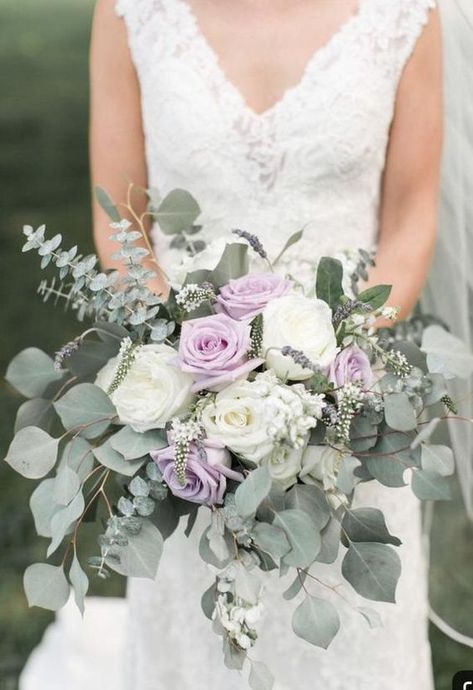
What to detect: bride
<box><xmin>19</xmin><ymin>0</ymin><xmax>472</xmax><ymax>688</ymax></box>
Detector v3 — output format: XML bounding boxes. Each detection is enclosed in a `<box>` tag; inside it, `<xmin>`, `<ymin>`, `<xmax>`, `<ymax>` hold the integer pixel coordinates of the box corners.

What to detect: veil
<box><xmin>420</xmin><ymin>0</ymin><xmax>473</xmax><ymax>646</ymax></box>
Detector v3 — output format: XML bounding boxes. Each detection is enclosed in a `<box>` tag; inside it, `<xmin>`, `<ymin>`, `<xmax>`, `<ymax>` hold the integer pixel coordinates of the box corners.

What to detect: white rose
<box><xmin>263</xmin><ymin>444</ymin><xmax>305</xmax><ymax>490</ymax></box>
<box><xmin>201</xmin><ymin>380</ymin><xmax>275</xmax><ymax>463</ymax></box>
<box><xmin>262</xmin><ymin>294</ymin><xmax>338</xmax><ymax>380</ymax></box>
<box><xmin>299</xmin><ymin>445</ymin><xmax>343</xmax><ymax>492</ymax></box>
<box><xmin>95</xmin><ymin>343</ymin><xmax>194</xmax><ymax>433</ymax></box>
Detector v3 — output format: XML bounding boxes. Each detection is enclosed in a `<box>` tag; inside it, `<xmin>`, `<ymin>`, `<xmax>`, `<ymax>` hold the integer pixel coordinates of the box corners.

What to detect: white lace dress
<box><xmin>20</xmin><ymin>1</ymin><xmax>437</xmax><ymax>689</ymax></box>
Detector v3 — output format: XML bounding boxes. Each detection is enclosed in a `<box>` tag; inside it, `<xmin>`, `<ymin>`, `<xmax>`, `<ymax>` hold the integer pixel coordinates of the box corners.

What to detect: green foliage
<box><xmin>110</xmin><ymin>425</ymin><xmax>166</xmax><ymax>460</ymax></box>
<box><xmin>69</xmin><ymin>554</ymin><xmax>89</xmax><ymax>616</ymax></box>
<box><xmin>54</xmin><ymin>383</ymin><xmax>116</xmax><ymax>439</ymax></box>
<box><xmin>342</xmin><ymin>508</ymin><xmax>402</xmax><ymax>546</ymax></box>
<box><xmin>342</xmin><ymin>542</ymin><xmax>401</xmax><ymax>603</ymax></box>
<box><xmin>292</xmin><ymin>595</ymin><xmax>340</xmax><ymax>649</ymax></box>
<box><xmin>4</xmin><ymin>427</ymin><xmax>59</xmax><ymax>479</ymax></box>
<box><xmin>235</xmin><ymin>466</ymin><xmax>272</xmax><ymax>518</ymax></box>
<box><xmin>6</xmin><ymin>348</ymin><xmax>62</xmax><ymax>398</ymax></box>
<box><xmin>24</xmin><ymin>564</ymin><xmax>70</xmax><ymax>612</ymax></box>
<box><xmin>315</xmin><ymin>257</ymin><xmax>344</xmax><ymax>310</ymax></box>
<box><xmin>151</xmin><ymin>188</ymin><xmax>201</xmax><ymax>235</ymax></box>
<box><xmin>274</xmin><ymin>509</ymin><xmax>321</xmax><ymax>568</ymax></box>
<box><xmin>357</xmin><ymin>284</ymin><xmax>391</xmax><ymax>310</ymax></box>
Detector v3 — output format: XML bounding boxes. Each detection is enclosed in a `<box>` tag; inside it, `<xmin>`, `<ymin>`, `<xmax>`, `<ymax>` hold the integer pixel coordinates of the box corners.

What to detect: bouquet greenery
<box><xmin>5</xmin><ymin>188</ymin><xmax>473</xmax><ymax>688</ymax></box>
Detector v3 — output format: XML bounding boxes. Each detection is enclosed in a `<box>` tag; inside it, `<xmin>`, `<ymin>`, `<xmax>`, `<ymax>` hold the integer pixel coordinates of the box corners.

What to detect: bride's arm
<box><xmin>90</xmin><ymin>0</ymin><xmax>168</xmax><ymax>295</ymax></box>
<box><xmin>366</xmin><ymin>7</ymin><xmax>443</xmax><ymax>323</ymax></box>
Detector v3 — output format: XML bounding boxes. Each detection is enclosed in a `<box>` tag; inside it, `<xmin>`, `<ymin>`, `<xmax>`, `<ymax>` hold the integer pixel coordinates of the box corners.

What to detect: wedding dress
<box><xmin>20</xmin><ymin>1</ymin><xmax>439</xmax><ymax>688</ymax></box>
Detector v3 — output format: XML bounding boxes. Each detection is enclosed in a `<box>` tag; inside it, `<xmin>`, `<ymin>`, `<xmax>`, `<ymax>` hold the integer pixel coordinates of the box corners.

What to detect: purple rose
<box><xmin>178</xmin><ymin>313</ymin><xmax>263</xmax><ymax>393</ymax></box>
<box><xmin>151</xmin><ymin>439</ymin><xmax>243</xmax><ymax>506</ymax></box>
<box><xmin>216</xmin><ymin>273</ymin><xmax>291</xmax><ymax>321</ymax></box>
<box><xmin>328</xmin><ymin>345</ymin><xmax>374</xmax><ymax>389</ymax></box>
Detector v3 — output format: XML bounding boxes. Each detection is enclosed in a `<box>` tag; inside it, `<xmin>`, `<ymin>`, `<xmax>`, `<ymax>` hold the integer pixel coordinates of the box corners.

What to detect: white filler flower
<box><xmin>262</xmin><ymin>294</ymin><xmax>338</xmax><ymax>380</ymax></box>
<box><xmin>95</xmin><ymin>343</ymin><xmax>194</xmax><ymax>433</ymax></box>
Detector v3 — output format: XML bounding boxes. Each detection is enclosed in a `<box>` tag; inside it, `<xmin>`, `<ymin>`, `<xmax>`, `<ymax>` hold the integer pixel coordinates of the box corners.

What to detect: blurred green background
<box><xmin>0</xmin><ymin>0</ymin><xmax>471</xmax><ymax>688</ymax></box>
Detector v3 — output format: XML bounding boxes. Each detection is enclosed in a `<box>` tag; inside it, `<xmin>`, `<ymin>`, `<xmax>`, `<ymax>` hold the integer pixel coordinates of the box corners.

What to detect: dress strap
<box><xmin>393</xmin><ymin>0</ymin><xmax>437</xmax><ymax>77</ymax></box>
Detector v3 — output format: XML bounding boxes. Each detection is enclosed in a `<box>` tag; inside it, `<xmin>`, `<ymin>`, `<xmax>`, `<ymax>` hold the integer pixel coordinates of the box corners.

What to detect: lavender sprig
<box><xmin>232</xmin><ymin>229</ymin><xmax>268</xmax><ymax>261</ymax></box>
<box><xmin>281</xmin><ymin>346</ymin><xmax>321</xmax><ymax>373</ymax></box>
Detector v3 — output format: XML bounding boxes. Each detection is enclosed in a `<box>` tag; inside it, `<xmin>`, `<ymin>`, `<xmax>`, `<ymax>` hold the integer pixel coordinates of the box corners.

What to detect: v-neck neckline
<box><xmin>175</xmin><ymin>0</ymin><xmax>374</xmax><ymax>120</ymax></box>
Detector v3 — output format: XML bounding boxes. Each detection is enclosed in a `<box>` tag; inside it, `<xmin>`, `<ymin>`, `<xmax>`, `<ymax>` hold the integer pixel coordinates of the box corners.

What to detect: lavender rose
<box><xmin>328</xmin><ymin>345</ymin><xmax>373</xmax><ymax>389</ymax></box>
<box><xmin>178</xmin><ymin>313</ymin><xmax>262</xmax><ymax>393</ymax></box>
<box><xmin>216</xmin><ymin>273</ymin><xmax>291</xmax><ymax>321</ymax></box>
<box><xmin>151</xmin><ymin>439</ymin><xmax>243</xmax><ymax>506</ymax></box>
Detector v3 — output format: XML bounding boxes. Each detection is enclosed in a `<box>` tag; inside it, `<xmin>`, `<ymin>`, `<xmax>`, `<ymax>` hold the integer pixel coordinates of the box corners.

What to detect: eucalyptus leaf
<box><xmin>284</xmin><ymin>484</ymin><xmax>330</xmax><ymax>530</ymax></box>
<box><xmin>107</xmin><ymin>519</ymin><xmax>163</xmax><ymax>578</ymax></box>
<box><xmin>384</xmin><ymin>393</ymin><xmax>417</xmax><ymax>432</ymax></box>
<box><xmin>342</xmin><ymin>508</ymin><xmax>401</xmax><ymax>546</ymax></box>
<box><xmin>54</xmin><ymin>383</ymin><xmax>116</xmax><ymax>439</ymax></box>
<box><xmin>252</xmin><ymin>522</ymin><xmax>291</xmax><ymax>560</ymax></box>
<box><xmin>110</xmin><ymin>426</ymin><xmax>167</xmax><ymax>460</ymax></box>
<box><xmin>70</xmin><ymin>555</ymin><xmax>89</xmax><ymax>616</ymax></box>
<box><xmin>5</xmin><ymin>427</ymin><xmax>59</xmax><ymax>479</ymax></box>
<box><xmin>420</xmin><ymin>444</ymin><xmax>455</xmax><ymax>477</ymax></box>
<box><xmin>235</xmin><ymin>466</ymin><xmax>272</xmax><ymax>518</ymax></box>
<box><xmin>30</xmin><ymin>478</ymin><xmax>59</xmax><ymax>538</ymax></box>
<box><xmin>14</xmin><ymin>398</ymin><xmax>57</xmax><ymax>433</ymax></box>
<box><xmin>315</xmin><ymin>257</ymin><xmax>344</xmax><ymax>310</ymax></box>
<box><xmin>201</xmin><ymin>583</ymin><xmax>217</xmax><ymax>620</ymax></box>
<box><xmin>53</xmin><ymin>466</ymin><xmax>81</xmax><ymax>506</ymax></box>
<box><xmin>208</xmin><ymin>512</ymin><xmax>230</xmax><ymax>562</ymax></box>
<box><xmin>47</xmin><ymin>491</ymin><xmax>85</xmax><ymax>557</ymax></box>
<box><xmin>366</xmin><ymin>430</ymin><xmax>417</xmax><ymax>488</ymax></box>
<box><xmin>249</xmin><ymin>660</ymin><xmax>274</xmax><ymax>690</ymax></box>
<box><xmin>6</xmin><ymin>348</ymin><xmax>62</xmax><ymax>398</ymax></box>
<box><xmin>154</xmin><ymin>189</ymin><xmax>200</xmax><ymax>235</ymax></box>
<box><xmin>283</xmin><ymin>570</ymin><xmax>307</xmax><ymax>601</ymax></box>
<box><xmin>336</xmin><ymin>456</ymin><xmax>362</xmax><ymax>495</ymax></box>
<box><xmin>411</xmin><ymin>469</ymin><xmax>451</xmax><ymax>500</ymax></box>
<box><xmin>199</xmin><ymin>525</ymin><xmax>233</xmax><ymax>569</ymax></box>
<box><xmin>411</xmin><ymin>418</ymin><xmax>441</xmax><ymax>450</ymax></box>
<box><xmin>275</xmin><ymin>509</ymin><xmax>321</xmax><ymax>568</ymax></box>
<box><xmin>342</xmin><ymin>542</ymin><xmax>401</xmax><ymax>603</ymax></box>
<box><xmin>93</xmin><ymin>439</ymin><xmax>146</xmax><ymax>476</ymax></box>
<box><xmin>292</xmin><ymin>595</ymin><xmax>340</xmax><ymax>649</ymax></box>
<box><xmin>350</xmin><ymin>414</ymin><xmax>379</xmax><ymax>452</ymax></box>
<box><xmin>129</xmin><ymin>476</ymin><xmax>150</xmax><ymax>497</ymax></box>
<box><xmin>66</xmin><ymin>340</ymin><xmax>120</xmax><ymax>378</ymax></box>
<box><xmin>316</xmin><ymin>517</ymin><xmax>341</xmax><ymax>564</ymax></box>
<box><xmin>211</xmin><ymin>243</ymin><xmax>250</xmax><ymax>288</ymax></box>
<box><xmin>59</xmin><ymin>438</ymin><xmax>94</xmax><ymax>481</ymax></box>
<box><xmin>95</xmin><ymin>186</ymin><xmax>121</xmax><ymax>222</ymax></box>
<box><xmin>24</xmin><ymin>563</ymin><xmax>70</xmax><ymax>611</ymax></box>
<box><xmin>422</xmin><ymin>325</ymin><xmax>473</xmax><ymax>379</ymax></box>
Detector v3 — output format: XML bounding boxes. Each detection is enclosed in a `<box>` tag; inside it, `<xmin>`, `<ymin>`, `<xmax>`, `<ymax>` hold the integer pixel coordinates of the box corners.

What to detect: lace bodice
<box><xmin>116</xmin><ymin>0</ymin><xmax>435</xmax><ymax>284</ymax></box>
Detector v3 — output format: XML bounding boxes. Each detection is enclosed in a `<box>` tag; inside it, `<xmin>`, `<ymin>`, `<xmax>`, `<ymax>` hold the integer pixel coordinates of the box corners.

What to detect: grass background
<box><xmin>0</xmin><ymin>0</ymin><xmax>471</xmax><ymax>687</ymax></box>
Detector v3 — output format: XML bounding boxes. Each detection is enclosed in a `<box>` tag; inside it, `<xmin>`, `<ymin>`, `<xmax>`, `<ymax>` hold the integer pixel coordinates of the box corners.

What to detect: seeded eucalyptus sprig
<box><xmin>23</xmin><ymin>222</ymin><xmax>165</xmax><ymax>332</ymax></box>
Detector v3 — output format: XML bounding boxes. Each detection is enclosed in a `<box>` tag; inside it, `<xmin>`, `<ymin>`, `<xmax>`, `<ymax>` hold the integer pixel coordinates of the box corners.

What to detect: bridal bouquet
<box><xmin>5</xmin><ymin>188</ymin><xmax>473</xmax><ymax>688</ymax></box>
